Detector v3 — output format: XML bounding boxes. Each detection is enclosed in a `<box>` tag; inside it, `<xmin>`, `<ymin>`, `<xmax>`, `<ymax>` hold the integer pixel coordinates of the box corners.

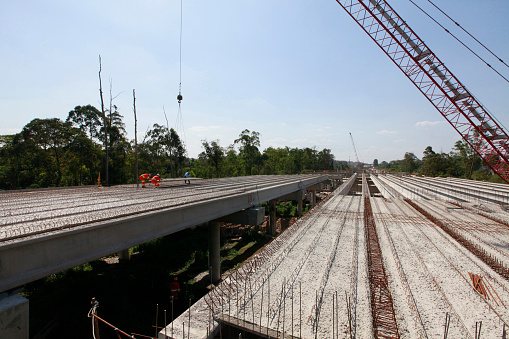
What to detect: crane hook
<box><xmin>177</xmin><ymin>93</ymin><xmax>183</xmax><ymax>104</ymax></box>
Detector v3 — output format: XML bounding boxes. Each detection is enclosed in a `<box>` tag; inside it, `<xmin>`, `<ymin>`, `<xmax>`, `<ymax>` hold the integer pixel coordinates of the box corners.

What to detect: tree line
<box><xmin>4</xmin><ymin>102</ymin><xmax>501</xmax><ymax>190</ymax></box>
<box><xmin>374</xmin><ymin>139</ymin><xmax>505</xmax><ymax>183</ymax></box>
<box><xmin>0</xmin><ymin>105</ymin><xmax>342</xmax><ymax>190</ymax></box>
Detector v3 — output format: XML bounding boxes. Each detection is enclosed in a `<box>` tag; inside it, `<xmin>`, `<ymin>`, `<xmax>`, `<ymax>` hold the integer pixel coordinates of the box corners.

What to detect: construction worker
<box><xmin>184</xmin><ymin>171</ymin><xmax>191</xmax><ymax>184</ymax></box>
<box><xmin>139</xmin><ymin>173</ymin><xmax>151</xmax><ymax>188</ymax></box>
<box><xmin>170</xmin><ymin>277</ymin><xmax>180</xmax><ymax>299</ymax></box>
<box><xmin>151</xmin><ymin>174</ymin><xmax>161</xmax><ymax>188</ymax></box>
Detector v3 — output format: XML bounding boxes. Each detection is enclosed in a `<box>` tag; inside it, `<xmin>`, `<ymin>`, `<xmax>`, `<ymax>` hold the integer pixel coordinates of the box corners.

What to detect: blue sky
<box><xmin>1</xmin><ymin>0</ymin><xmax>508</xmax><ymax>163</ymax></box>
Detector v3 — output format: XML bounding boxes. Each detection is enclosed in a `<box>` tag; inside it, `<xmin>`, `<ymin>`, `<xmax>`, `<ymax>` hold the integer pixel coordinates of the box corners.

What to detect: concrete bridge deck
<box><xmin>0</xmin><ymin>174</ymin><xmax>328</xmax><ymax>294</ymax></box>
<box><xmin>164</xmin><ymin>174</ymin><xmax>509</xmax><ymax>339</ymax></box>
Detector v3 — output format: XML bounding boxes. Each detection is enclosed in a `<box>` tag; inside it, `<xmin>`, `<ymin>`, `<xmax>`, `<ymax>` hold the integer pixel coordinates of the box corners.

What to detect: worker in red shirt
<box><xmin>151</xmin><ymin>174</ymin><xmax>161</xmax><ymax>188</ymax></box>
<box><xmin>139</xmin><ymin>173</ymin><xmax>151</xmax><ymax>188</ymax></box>
<box><xmin>170</xmin><ymin>277</ymin><xmax>180</xmax><ymax>299</ymax></box>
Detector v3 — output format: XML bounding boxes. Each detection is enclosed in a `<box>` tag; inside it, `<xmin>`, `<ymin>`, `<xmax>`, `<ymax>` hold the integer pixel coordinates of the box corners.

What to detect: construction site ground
<box><xmin>167</xmin><ymin>174</ymin><xmax>509</xmax><ymax>339</ymax></box>
<box><xmin>9</xmin><ymin>174</ymin><xmax>509</xmax><ymax>338</ymax></box>
<box><xmin>21</xmin><ymin>212</ymin><xmax>300</xmax><ymax>339</ymax></box>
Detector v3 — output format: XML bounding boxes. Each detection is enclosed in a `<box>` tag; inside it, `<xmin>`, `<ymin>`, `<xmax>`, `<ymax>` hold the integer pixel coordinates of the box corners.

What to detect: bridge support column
<box><xmin>118</xmin><ymin>249</ymin><xmax>130</xmax><ymax>261</ymax></box>
<box><xmin>0</xmin><ymin>293</ymin><xmax>29</xmax><ymax>339</ymax></box>
<box><xmin>208</xmin><ymin>221</ymin><xmax>221</xmax><ymax>285</ymax></box>
<box><xmin>269</xmin><ymin>200</ymin><xmax>277</xmax><ymax>236</ymax></box>
<box><xmin>311</xmin><ymin>190</ymin><xmax>316</xmax><ymax>206</ymax></box>
<box><xmin>297</xmin><ymin>198</ymin><xmax>303</xmax><ymax>217</ymax></box>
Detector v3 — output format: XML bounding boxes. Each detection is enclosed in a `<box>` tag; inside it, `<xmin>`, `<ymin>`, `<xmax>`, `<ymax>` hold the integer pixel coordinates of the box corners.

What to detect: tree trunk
<box><xmin>98</xmin><ymin>55</ymin><xmax>108</xmax><ymax>186</ymax></box>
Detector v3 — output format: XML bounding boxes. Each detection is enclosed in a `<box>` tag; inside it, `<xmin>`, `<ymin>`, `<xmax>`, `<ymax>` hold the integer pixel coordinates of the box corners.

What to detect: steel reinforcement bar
<box><xmin>405</xmin><ymin>199</ymin><xmax>509</xmax><ymax>281</ymax></box>
<box><xmin>363</xmin><ymin>175</ymin><xmax>400</xmax><ymax>338</ymax></box>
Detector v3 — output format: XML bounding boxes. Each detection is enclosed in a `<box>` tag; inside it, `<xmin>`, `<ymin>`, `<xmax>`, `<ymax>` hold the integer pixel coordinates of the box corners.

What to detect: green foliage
<box><xmin>0</xmin><ymin>105</ymin><xmax>190</xmax><ymax>189</ymax></box>
<box><xmin>138</xmin><ymin>124</ymin><xmax>186</xmax><ymax>178</ymax></box>
<box><xmin>234</xmin><ymin>129</ymin><xmax>261</xmax><ymax>175</ymax></box>
<box><xmin>5</xmin><ymin>102</ymin><xmax>508</xmax><ymax>188</ymax></box>
<box><xmin>276</xmin><ymin>201</ymin><xmax>298</xmax><ymax>218</ymax></box>
<box><xmin>201</xmin><ymin>139</ymin><xmax>224</xmax><ymax>178</ymax></box>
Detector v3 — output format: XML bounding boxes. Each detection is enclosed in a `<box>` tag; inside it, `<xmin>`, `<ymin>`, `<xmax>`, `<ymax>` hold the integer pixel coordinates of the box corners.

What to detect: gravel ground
<box><xmin>162</xmin><ymin>175</ymin><xmax>509</xmax><ymax>338</ymax></box>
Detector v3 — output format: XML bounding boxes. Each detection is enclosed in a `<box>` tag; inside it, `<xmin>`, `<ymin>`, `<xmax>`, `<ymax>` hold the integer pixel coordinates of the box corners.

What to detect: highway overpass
<box><xmin>0</xmin><ymin>174</ymin><xmax>329</xmax><ymax>338</ymax></box>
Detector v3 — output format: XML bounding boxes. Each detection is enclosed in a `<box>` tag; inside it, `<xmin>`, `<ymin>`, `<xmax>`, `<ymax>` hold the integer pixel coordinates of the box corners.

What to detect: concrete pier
<box><xmin>208</xmin><ymin>221</ymin><xmax>221</xmax><ymax>284</ymax></box>
<box><xmin>269</xmin><ymin>200</ymin><xmax>277</xmax><ymax>236</ymax></box>
<box><xmin>118</xmin><ymin>249</ymin><xmax>130</xmax><ymax>261</ymax></box>
<box><xmin>0</xmin><ymin>294</ymin><xmax>29</xmax><ymax>339</ymax></box>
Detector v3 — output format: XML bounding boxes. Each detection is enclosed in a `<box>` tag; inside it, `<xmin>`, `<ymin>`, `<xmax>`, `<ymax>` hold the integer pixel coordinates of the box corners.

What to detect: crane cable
<box><xmin>176</xmin><ymin>0</ymin><xmax>186</xmax><ymax>144</ymax></box>
<box><xmin>178</xmin><ymin>0</ymin><xmax>183</xmax><ymax>102</ymax></box>
<box><xmin>424</xmin><ymin>0</ymin><xmax>509</xmax><ymax>70</ymax></box>
<box><xmin>407</xmin><ymin>0</ymin><xmax>509</xmax><ymax>84</ymax></box>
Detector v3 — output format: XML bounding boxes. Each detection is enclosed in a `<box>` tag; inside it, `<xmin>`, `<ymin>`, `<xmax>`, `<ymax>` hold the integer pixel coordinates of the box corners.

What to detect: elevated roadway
<box><xmin>0</xmin><ymin>174</ymin><xmax>328</xmax><ymax>294</ymax></box>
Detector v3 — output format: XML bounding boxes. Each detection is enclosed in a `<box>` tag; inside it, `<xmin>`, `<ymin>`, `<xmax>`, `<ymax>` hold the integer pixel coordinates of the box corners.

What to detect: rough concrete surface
<box><xmin>164</xmin><ymin>174</ymin><xmax>509</xmax><ymax>338</ymax></box>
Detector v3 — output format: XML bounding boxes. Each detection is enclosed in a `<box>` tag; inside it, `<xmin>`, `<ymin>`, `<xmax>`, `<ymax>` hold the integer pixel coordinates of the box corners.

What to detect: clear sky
<box><xmin>2</xmin><ymin>0</ymin><xmax>508</xmax><ymax>164</ymax></box>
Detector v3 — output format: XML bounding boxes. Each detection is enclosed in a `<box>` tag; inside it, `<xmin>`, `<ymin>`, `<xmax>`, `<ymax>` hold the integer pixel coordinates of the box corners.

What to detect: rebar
<box><xmin>443</xmin><ymin>312</ymin><xmax>450</xmax><ymax>339</ymax></box>
<box><xmin>363</xmin><ymin>175</ymin><xmax>400</xmax><ymax>338</ymax></box>
<box><xmin>2</xmin><ymin>175</ymin><xmax>326</xmax><ymax>242</ymax></box>
<box><xmin>406</xmin><ymin>199</ymin><xmax>509</xmax><ymax>281</ymax></box>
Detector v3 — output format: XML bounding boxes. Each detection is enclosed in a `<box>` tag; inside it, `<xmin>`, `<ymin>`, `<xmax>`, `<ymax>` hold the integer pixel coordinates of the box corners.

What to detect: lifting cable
<box><xmin>175</xmin><ymin>0</ymin><xmax>186</xmax><ymax>144</ymax></box>
<box><xmin>407</xmin><ymin>0</ymin><xmax>509</xmax><ymax>84</ymax></box>
<box><xmin>424</xmin><ymin>0</ymin><xmax>509</xmax><ymax>70</ymax></box>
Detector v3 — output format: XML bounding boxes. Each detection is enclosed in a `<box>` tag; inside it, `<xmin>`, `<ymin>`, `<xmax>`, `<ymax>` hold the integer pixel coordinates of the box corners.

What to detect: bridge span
<box><xmin>0</xmin><ymin>174</ymin><xmax>329</xmax><ymax>338</ymax></box>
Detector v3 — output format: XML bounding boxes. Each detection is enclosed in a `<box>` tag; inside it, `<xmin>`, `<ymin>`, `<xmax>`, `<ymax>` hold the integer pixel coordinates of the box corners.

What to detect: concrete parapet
<box><xmin>337</xmin><ymin>174</ymin><xmax>358</xmax><ymax>195</ymax></box>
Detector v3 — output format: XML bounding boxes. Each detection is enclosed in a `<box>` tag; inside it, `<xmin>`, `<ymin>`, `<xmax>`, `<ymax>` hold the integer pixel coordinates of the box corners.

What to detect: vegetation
<box><xmin>2</xmin><ymin>101</ymin><xmax>507</xmax><ymax>189</ymax></box>
<box><xmin>375</xmin><ymin>140</ymin><xmax>504</xmax><ymax>183</ymax></box>
<box><xmin>22</xmin><ymin>209</ymin><xmax>299</xmax><ymax>338</ymax></box>
<box><xmin>0</xmin><ymin>105</ymin><xmax>343</xmax><ymax>190</ymax></box>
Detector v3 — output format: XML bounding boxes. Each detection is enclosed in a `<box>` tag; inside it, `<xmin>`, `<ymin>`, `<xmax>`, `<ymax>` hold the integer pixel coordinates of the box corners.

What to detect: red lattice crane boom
<box><xmin>334</xmin><ymin>0</ymin><xmax>509</xmax><ymax>182</ymax></box>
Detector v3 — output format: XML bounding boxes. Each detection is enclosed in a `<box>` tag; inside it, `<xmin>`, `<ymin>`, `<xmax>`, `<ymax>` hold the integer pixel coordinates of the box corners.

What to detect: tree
<box><xmin>66</xmin><ymin>105</ymin><xmax>102</xmax><ymax>141</ymax></box>
<box><xmin>168</xmin><ymin>128</ymin><xmax>187</xmax><ymax>177</ymax></box>
<box><xmin>320</xmin><ymin>148</ymin><xmax>334</xmax><ymax>171</ymax></box>
<box><xmin>452</xmin><ymin>139</ymin><xmax>480</xmax><ymax>179</ymax></box>
<box><xmin>373</xmin><ymin>159</ymin><xmax>379</xmax><ymax>167</ymax></box>
<box><xmin>0</xmin><ymin>134</ymin><xmax>23</xmax><ymax>189</ymax></box>
<box><xmin>420</xmin><ymin>146</ymin><xmax>456</xmax><ymax>177</ymax></box>
<box><xmin>142</xmin><ymin>124</ymin><xmax>186</xmax><ymax>177</ymax></box>
<box><xmin>223</xmin><ymin>145</ymin><xmax>241</xmax><ymax>177</ymax></box>
<box><xmin>234</xmin><ymin>129</ymin><xmax>261</xmax><ymax>175</ymax></box>
<box><xmin>96</xmin><ymin>104</ymin><xmax>130</xmax><ymax>185</ymax></box>
<box><xmin>201</xmin><ymin>140</ymin><xmax>224</xmax><ymax>178</ymax></box>
<box><xmin>402</xmin><ymin>152</ymin><xmax>419</xmax><ymax>173</ymax></box>
<box><xmin>64</xmin><ymin>130</ymin><xmax>102</xmax><ymax>186</ymax></box>
<box><xmin>21</xmin><ymin>118</ymin><xmax>73</xmax><ymax>186</ymax></box>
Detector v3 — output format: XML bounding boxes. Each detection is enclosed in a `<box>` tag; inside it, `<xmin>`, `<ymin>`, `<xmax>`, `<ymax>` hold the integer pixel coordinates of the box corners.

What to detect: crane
<box><xmin>334</xmin><ymin>0</ymin><xmax>509</xmax><ymax>183</ymax></box>
<box><xmin>349</xmin><ymin>132</ymin><xmax>362</xmax><ymax>169</ymax></box>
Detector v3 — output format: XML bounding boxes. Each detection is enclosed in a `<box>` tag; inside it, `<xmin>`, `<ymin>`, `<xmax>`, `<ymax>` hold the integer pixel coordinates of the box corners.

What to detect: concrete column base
<box><xmin>118</xmin><ymin>249</ymin><xmax>130</xmax><ymax>261</ymax></box>
<box><xmin>269</xmin><ymin>200</ymin><xmax>277</xmax><ymax>236</ymax></box>
<box><xmin>0</xmin><ymin>294</ymin><xmax>29</xmax><ymax>339</ymax></box>
<box><xmin>209</xmin><ymin>221</ymin><xmax>221</xmax><ymax>284</ymax></box>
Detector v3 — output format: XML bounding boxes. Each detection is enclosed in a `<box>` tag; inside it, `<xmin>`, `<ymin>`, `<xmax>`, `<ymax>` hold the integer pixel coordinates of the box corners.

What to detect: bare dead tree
<box><xmin>98</xmin><ymin>55</ymin><xmax>108</xmax><ymax>186</ymax></box>
<box><xmin>134</xmin><ymin>89</ymin><xmax>138</xmax><ymax>188</ymax></box>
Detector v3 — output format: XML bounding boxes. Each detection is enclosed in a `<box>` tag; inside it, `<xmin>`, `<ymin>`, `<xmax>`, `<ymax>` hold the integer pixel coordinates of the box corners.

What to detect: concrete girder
<box><xmin>305</xmin><ymin>183</ymin><xmax>322</xmax><ymax>191</ymax></box>
<box><xmin>272</xmin><ymin>189</ymin><xmax>306</xmax><ymax>202</ymax></box>
<box><xmin>215</xmin><ymin>207</ymin><xmax>265</xmax><ymax>226</ymax></box>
